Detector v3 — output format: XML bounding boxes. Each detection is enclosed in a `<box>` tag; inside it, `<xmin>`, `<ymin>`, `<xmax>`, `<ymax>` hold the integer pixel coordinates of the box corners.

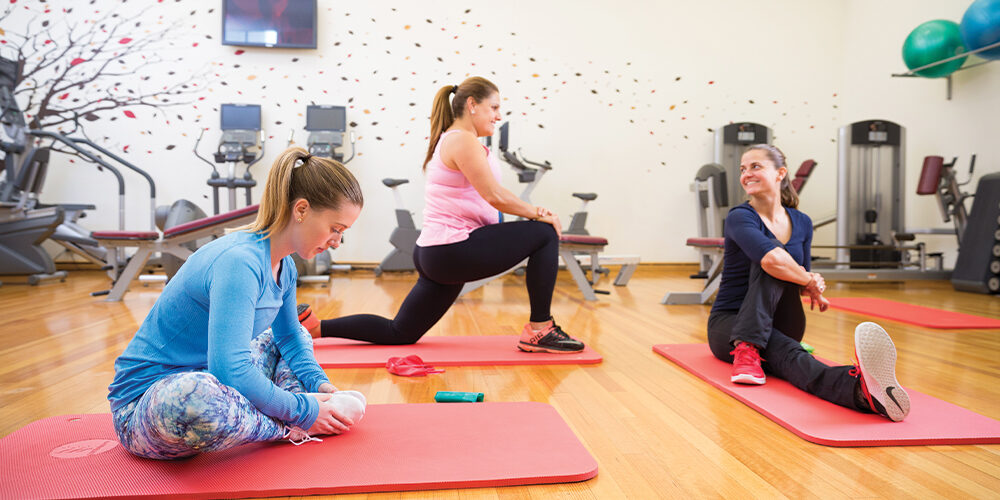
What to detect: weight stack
<box><xmin>952</xmin><ymin>172</ymin><xmax>1000</xmax><ymax>294</ymax></box>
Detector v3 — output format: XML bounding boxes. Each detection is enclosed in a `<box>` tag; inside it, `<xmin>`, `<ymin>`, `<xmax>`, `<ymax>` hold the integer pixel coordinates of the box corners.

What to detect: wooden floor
<box><xmin>1</xmin><ymin>266</ymin><xmax>999</xmax><ymax>499</ymax></box>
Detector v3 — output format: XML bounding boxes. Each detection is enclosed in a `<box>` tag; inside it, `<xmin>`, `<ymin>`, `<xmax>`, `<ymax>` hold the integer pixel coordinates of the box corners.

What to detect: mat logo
<box><xmin>49</xmin><ymin>439</ymin><xmax>119</xmax><ymax>459</ymax></box>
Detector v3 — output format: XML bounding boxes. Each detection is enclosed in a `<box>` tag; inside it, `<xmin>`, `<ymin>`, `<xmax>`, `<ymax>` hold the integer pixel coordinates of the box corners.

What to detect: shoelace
<box><xmin>550</xmin><ymin>324</ymin><xmax>572</xmax><ymax>340</ymax></box>
<box><xmin>729</xmin><ymin>342</ymin><xmax>765</xmax><ymax>362</ymax></box>
<box><xmin>848</xmin><ymin>352</ymin><xmax>862</xmax><ymax>378</ymax></box>
<box><xmin>283</xmin><ymin>426</ymin><xmax>323</xmax><ymax>446</ymax></box>
<box><xmin>847</xmin><ymin>354</ymin><xmax>882</xmax><ymax>413</ymax></box>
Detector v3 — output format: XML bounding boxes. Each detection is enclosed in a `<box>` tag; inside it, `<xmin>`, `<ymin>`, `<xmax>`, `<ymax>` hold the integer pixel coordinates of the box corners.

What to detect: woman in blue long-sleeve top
<box><xmin>707</xmin><ymin>144</ymin><xmax>910</xmax><ymax>422</ymax></box>
<box><xmin>108</xmin><ymin>147</ymin><xmax>367</xmax><ymax>459</ymax></box>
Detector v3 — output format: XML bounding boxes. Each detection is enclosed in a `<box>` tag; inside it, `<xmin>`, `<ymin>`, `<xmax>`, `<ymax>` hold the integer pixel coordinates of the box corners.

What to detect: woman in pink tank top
<box><xmin>310</xmin><ymin>77</ymin><xmax>585</xmax><ymax>353</ymax></box>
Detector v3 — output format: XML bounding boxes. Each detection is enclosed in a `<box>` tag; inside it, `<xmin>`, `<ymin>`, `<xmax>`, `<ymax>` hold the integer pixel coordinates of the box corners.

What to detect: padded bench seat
<box><xmin>91</xmin><ymin>205</ymin><xmax>259</xmax><ymax>301</ymax></box>
<box><xmin>559</xmin><ymin>234</ymin><xmax>609</xmax><ymax>246</ymax></box>
<box><xmin>163</xmin><ymin>204</ymin><xmax>259</xmax><ymax>238</ymax></box>
<box><xmin>460</xmin><ymin>232</ymin><xmax>639</xmax><ymax>302</ymax></box>
<box><xmin>685</xmin><ymin>237</ymin><xmax>724</xmax><ymax>248</ymax></box>
<box><xmin>90</xmin><ymin>230</ymin><xmax>159</xmax><ymax>241</ymax></box>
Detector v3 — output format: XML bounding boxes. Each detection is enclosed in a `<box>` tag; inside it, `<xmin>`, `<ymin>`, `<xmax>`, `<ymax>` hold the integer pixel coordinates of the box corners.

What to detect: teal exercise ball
<box><xmin>961</xmin><ymin>0</ymin><xmax>1000</xmax><ymax>60</ymax></box>
<box><xmin>902</xmin><ymin>20</ymin><xmax>968</xmax><ymax>78</ymax></box>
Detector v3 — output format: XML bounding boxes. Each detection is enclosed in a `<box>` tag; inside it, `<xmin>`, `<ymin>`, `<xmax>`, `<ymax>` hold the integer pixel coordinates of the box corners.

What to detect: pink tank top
<box><xmin>416</xmin><ymin>130</ymin><xmax>502</xmax><ymax>247</ymax></box>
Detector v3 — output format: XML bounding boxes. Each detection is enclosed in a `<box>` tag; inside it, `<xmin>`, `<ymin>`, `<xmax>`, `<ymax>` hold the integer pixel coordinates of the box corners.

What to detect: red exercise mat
<box><xmin>0</xmin><ymin>402</ymin><xmax>597</xmax><ymax>499</ymax></box>
<box><xmin>313</xmin><ymin>335</ymin><xmax>602</xmax><ymax>368</ymax></box>
<box><xmin>653</xmin><ymin>344</ymin><xmax>1000</xmax><ymax>447</ymax></box>
<box><xmin>821</xmin><ymin>297</ymin><xmax>1000</xmax><ymax>329</ymax></box>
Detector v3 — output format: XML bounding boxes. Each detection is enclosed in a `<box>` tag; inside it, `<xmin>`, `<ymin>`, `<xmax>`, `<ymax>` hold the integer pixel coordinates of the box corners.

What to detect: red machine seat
<box><xmin>686</xmin><ymin>237</ymin><xmax>724</xmax><ymax>248</ymax></box>
<box><xmin>917</xmin><ymin>156</ymin><xmax>943</xmax><ymax>195</ymax></box>
<box><xmin>90</xmin><ymin>230</ymin><xmax>159</xmax><ymax>241</ymax></box>
<box><xmin>559</xmin><ymin>234</ymin><xmax>608</xmax><ymax>246</ymax></box>
<box><xmin>163</xmin><ymin>204</ymin><xmax>259</xmax><ymax>238</ymax></box>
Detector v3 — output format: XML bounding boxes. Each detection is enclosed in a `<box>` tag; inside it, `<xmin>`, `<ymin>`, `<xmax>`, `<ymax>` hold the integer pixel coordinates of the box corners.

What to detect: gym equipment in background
<box><xmin>816</xmin><ymin>119</ymin><xmax>950</xmax><ymax>280</ymax></box>
<box><xmin>458</xmin><ymin>122</ymin><xmax>639</xmax><ymax>301</ymax></box>
<box><xmin>715</xmin><ymin>122</ymin><xmax>772</xmax><ymax>217</ymax></box>
<box><xmin>195</xmin><ymin>103</ymin><xmax>263</xmax><ymax>216</ymax></box>
<box><xmin>91</xmin><ymin>204</ymin><xmax>259</xmax><ymax>301</ymax></box>
<box><xmin>293</xmin><ymin>104</ymin><xmax>356</xmax><ymax>284</ymax></box>
<box><xmin>902</xmin><ymin>20</ymin><xmax>968</xmax><ymax>78</ymax></box>
<box><xmin>915</xmin><ymin>154</ymin><xmax>976</xmax><ymax>246</ymax></box>
<box><xmin>961</xmin><ymin>0</ymin><xmax>1000</xmax><ymax>60</ymax></box>
<box><xmin>374</xmin><ymin>178</ymin><xmax>420</xmax><ymax>276</ymax></box>
<box><xmin>653</xmin><ymin>344</ymin><xmax>1000</xmax><ymax>446</ymax></box>
<box><xmin>662</xmin><ymin>125</ymin><xmax>817</xmax><ymax>305</ymax></box>
<box><xmin>1</xmin><ymin>68</ymin><xmax>64</xmax><ymax>284</ymax></box>
<box><xmin>0</xmin><ymin>403</ymin><xmax>598</xmax><ymax>498</ymax></box>
<box><xmin>313</xmin><ymin>335</ymin><xmax>601</xmax><ymax>368</ymax></box>
<box><xmin>951</xmin><ymin>172</ymin><xmax>1000</xmax><ymax>294</ymax></box>
<box><xmin>565</xmin><ymin>192</ymin><xmax>597</xmax><ymax>235</ymax></box>
<box><xmin>304</xmin><ymin>104</ymin><xmax>355</xmax><ymax>162</ymax></box>
<box><xmin>0</xmin><ymin>55</ymin><xmax>174</xmax><ymax>285</ymax></box>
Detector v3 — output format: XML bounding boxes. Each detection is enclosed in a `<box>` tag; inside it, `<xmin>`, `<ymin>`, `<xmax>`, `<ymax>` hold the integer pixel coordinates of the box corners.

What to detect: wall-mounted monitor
<box><xmin>222</xmin><ymin>0</ymin><xmax>317</xmax><ymax>49</ymax></box>
<box><xmin>499</xmin><ymin>122</ymin><xmax>510</xmax><ymax>152</ymax></box>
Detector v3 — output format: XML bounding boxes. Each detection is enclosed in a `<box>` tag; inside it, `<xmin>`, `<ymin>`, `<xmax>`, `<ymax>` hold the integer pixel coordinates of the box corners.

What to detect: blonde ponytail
<box><xmin>245</xmin><ymin>146</ymin><xmax>363</xmax><ymax>237</ymax></box>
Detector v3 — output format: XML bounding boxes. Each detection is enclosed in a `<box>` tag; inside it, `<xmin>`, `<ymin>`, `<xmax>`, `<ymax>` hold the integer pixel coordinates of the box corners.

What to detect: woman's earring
<box><xmin>297</xmin><ymin>217</ymin><xmax>303</xmax><ymax>223</ymax></box>
<box><xmin>471</xmin><ymin>109</ymin><xmax>476</xmax><ymax>114</ymax></box>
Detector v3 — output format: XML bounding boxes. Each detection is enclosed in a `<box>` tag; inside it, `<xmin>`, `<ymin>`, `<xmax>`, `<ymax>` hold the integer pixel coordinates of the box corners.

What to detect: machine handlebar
<box><xmin>517</xmin><ymin>149</ymin><xmax>552</xmax><ymax>170</ymax></box>
<box><xmin>193</xmin><ymin>129</ymin><xmax>219</xmax><ymax>176</ymax></box>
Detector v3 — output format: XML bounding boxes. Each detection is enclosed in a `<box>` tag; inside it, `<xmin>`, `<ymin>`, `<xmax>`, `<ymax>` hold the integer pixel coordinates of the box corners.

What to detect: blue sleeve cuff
<box><xmin>290</xmin><ymin>392</ymin><xmax>320</xmax><ymax>429</ymax></box>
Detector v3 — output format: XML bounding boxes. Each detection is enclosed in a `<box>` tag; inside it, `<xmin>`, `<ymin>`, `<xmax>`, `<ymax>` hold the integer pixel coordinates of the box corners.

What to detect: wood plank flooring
<box><xmin>1</xmin><ymin>266</ymin><xmax>998</xmax><ymax>499</ymax></box>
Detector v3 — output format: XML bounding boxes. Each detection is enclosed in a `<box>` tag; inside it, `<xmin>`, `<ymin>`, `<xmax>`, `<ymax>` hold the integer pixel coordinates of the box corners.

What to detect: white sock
<box><xmin>327</xmin><ymin>390</ymin><xmax>367</xmax><ymax>424</ymax></box>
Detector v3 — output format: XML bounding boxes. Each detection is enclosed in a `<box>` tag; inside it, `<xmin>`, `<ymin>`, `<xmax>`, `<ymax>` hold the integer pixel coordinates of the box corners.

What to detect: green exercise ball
<box><xmin>902</xmin><ymin>20</ymin><xmax>968</xmax><ymax>78</ymax></box>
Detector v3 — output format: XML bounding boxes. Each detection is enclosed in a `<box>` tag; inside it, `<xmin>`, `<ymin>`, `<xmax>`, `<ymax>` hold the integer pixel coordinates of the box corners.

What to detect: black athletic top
<box><xmin>712</xmin><ymin>202</ymin><xmax>813</xmax><ymax>312</ymax></box>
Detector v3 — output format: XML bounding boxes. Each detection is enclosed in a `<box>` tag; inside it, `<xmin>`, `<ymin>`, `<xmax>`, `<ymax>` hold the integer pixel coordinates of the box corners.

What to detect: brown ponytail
<box><xmin>244</xmin><ymin>146</ymin><xmax>364</xmax><ymax>238</ymax></box>
<box><xmin>745</xmin><ymin>143</ymin><xmax>799</xmax><ymax>209</ymax></box>
<box><xmin>423</xmin><ymin>76</ymin><xmax>499</xmax><ymax>170</ymax></box>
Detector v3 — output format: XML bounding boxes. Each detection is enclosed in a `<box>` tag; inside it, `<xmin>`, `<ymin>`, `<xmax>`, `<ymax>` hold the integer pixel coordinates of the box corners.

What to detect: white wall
<box><xmin>837</xmin><ymin>0</ymin><xmax>1000</xmax><ymax>267</ymax></box>
<box><xmin>5</xmin><ymin>0</ymin><xmax>996</xmax><ymax>264</ymax></box>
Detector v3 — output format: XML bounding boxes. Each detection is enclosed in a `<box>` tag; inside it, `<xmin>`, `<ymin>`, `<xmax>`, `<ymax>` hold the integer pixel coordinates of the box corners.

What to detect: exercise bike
<box><xmin>374</xmin><ymin>177</ymin><xmax>420</xmax><ymax>276</ymax></box>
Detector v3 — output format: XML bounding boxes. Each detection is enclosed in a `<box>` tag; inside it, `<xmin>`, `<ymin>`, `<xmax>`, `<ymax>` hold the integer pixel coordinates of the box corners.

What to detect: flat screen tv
<box><xmin>222</xmin><ymin>0</ymin><xmax>317</xmax><ymax>49</ymax></box>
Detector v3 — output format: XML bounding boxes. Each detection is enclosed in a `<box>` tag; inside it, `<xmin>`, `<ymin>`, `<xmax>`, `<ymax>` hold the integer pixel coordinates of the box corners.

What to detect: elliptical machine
<box><xmin>0</xmin><ymin>70</ymin><xmax>67</xmax><ymax>284</ymax></box>
<box><xmin>293</xmin><ymin>105</ymin><xmax>356</xmax><ymax>284</ymax></box>
<box><xmin>169</xmin><ymin>103</ymin><xmax>262</xmax><ymax>279</ymax></box>
<box><xmin>198</xmin><ymin>103</ymin><xmax>262</xmax><ymax>215</ymax></box>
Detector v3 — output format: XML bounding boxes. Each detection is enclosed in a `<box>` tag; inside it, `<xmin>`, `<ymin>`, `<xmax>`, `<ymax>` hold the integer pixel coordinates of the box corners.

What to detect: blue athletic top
<box><xmin>107</xmin><ymin>230</ymin><xmax>329</xmax><ymax>429</ymax></box>
<box><xmin>711</xmin><ymin>202</ymin><xmax>813</xmax><ymax>313</ymax></box>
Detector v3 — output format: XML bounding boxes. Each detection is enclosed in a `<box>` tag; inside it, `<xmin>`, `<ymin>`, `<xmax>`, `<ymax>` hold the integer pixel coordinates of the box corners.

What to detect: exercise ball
<box><xmin>961</xmin><ymin>0</ymin><xmax>1000</xmax><ymax>60</ymax></box>
<box><xmin>902</xmin><ymin>20</ymin><xmax>968</xmax><ymax>78</ymax></box>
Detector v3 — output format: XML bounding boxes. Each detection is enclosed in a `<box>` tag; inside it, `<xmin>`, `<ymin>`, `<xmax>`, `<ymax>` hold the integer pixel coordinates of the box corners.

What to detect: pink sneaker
<box><xmin>730</xmin><ymin>342</ymin><xmax>766</xmax><ymax>385</ymax></box>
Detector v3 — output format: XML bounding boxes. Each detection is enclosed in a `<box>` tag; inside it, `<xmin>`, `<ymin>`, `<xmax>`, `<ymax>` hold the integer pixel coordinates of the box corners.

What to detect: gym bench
<box><xmin>460</xmin><ymin>234</ymin><xmax>638</xmax><ymax>302</ymax></box>
<box><xmin>661</xmin><ymin>237</ymin><xmax>724</xmax><ymax>305</ymax></box>
<box><xmin>91</xmin><ymin>204</ymin><xmax>259</xmax><ymax>301</ymax></box>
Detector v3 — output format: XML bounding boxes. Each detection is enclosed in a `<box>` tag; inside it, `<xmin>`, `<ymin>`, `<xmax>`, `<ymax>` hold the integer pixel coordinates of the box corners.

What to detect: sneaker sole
<box><xmin>517</xmin><ymin>342</ymin><xmax>584</xmax><ymax>354</ymax></box>
<box><xmin>731</xmin><ymin>373</ymin><xmax>766</xmax><ymax>385</ymax></box>
<box><xmin>855</xmin><ymin>322</ymin><xmax>910</xmax><ymax>422</ymax></box>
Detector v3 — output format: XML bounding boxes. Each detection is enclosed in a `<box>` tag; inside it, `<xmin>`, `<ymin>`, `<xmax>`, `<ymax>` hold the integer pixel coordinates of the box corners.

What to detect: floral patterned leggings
<box><xmin>112</xmin><ymin>329</ymin><xmax>309</xmax><ymax>460</ymax></box>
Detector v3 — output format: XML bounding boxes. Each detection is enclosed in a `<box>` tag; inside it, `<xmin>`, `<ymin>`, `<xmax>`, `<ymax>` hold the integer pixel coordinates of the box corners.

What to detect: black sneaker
<box><xmin>517</xmin><ymin>321</ymin><xmax>585</xmax><ymax>353</ymax></box>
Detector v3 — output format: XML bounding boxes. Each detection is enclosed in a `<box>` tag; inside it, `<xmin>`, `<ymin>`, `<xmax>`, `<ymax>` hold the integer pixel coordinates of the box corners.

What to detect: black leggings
<box><xmin>707</xmin><ymin>261</ymin><xmax>866</xmax><ymax>412</ymax></box>
<box><xmin>320</xmin><ymin>221</ymin><xmax>559</xmax><ymax>344</ymax></box>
